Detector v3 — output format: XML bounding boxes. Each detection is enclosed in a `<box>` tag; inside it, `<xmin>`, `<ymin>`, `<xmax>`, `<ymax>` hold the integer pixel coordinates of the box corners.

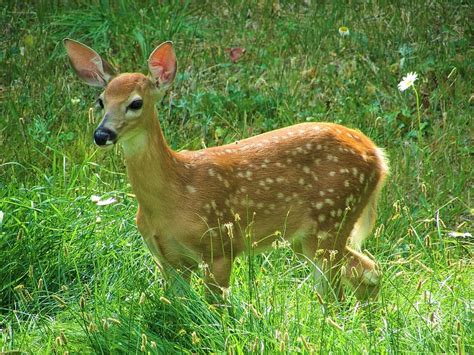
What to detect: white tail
<box><xmin>65</xmin><ymin>39</ymin><xmax>389</xmax><ymax>300</ymax></box>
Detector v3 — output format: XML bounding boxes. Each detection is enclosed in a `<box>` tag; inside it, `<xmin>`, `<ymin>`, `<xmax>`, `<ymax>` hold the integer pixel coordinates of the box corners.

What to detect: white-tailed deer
<box><xmin>65</xmin><ymin>39</ymin><xmax>389</xmax><ymax>301</ymax></box>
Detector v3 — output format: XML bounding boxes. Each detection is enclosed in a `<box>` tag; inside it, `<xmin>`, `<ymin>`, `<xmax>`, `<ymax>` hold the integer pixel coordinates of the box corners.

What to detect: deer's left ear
<box><xmin>148</xmin><ymin>41</ymin><xmax>177</xmax><ymax>88</ymax></box>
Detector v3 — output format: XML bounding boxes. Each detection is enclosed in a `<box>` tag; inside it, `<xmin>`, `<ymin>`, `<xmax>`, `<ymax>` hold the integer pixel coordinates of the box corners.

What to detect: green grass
<box><xmin>1</xmin><ymin>0</ymin><xmax>472</xmax><ymax>353</ymax></box>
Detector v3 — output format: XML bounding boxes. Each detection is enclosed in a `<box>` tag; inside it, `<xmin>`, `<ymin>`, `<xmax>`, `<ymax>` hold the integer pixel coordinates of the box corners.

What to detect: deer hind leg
<box><xmin>343</xmin><ymin>246</ymin><xmax>381</xmax><ymax>299</ymax></box>
<box><xmin>342</xmin><ymin>150</ymin><xmax>388</xmax><ymax>299</ymax></box>
<box><xmin>343</xmin><ymin>190</ymin><xmax>382</xmax><ymax>300</ymax></box>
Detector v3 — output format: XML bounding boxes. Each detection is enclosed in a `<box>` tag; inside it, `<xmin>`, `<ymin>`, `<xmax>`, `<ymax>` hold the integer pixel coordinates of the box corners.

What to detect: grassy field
<box><xmin>1</xmin><ymin>1</ymin><xmax>472</xmax><ymax>353</ymax></box>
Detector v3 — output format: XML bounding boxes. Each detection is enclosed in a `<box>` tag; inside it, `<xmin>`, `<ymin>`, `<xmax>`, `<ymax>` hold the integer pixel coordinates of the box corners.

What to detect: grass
<box><xmin>1</xmin><ymin>0</ymin><xmax>472</xmax><ymax>353</ymax></box>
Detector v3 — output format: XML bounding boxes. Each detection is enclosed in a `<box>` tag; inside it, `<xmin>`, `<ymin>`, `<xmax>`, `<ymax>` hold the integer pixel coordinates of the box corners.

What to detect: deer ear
<box><xmin>148</xmin><ymin>41</ymin><xmax>177</xmax><ymax>88</ymax></box>
<box><xmin>63</xmin><ymin>38</ymin><xmax>116</xmax><ymax>87</ymax></box>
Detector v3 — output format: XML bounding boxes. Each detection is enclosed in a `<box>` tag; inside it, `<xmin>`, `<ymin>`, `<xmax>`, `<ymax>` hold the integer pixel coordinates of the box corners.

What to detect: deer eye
<box><xmin>128</xmin><ymin>99</ymin><xmax>143</xmax><ymax>110</ymax></box>
<box><xmin>96</xmin><ymin>98</ymin><xmax>104</xmax><ymax>109</ymax></box>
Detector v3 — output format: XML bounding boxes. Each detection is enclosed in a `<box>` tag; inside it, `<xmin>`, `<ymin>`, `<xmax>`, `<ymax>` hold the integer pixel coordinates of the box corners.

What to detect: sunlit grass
<box><xmin>1</xmin><ymin>1</ymin><xmax>472</xmax><ymax>353</ymax></box>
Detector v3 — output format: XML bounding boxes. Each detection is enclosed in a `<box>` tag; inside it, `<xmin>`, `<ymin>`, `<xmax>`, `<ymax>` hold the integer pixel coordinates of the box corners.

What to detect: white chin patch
<box><xmin>105</xmin><ymin>140</ymin><xmax>114</xmax><ymax>145</ymax></box>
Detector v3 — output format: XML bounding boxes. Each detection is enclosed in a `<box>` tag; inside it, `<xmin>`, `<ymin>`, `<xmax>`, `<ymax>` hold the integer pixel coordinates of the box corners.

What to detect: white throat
<box><xmin>121</xmin><ymin>130</ymin><xmax>149</xmax><ymax>157</ymax></box>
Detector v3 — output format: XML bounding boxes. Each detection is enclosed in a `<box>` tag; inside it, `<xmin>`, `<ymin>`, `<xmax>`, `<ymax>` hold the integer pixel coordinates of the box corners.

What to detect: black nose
<box><xmin>94</xmin><ymin>128</ymin><xmax>117</xmax><ymax>146</ymax></box>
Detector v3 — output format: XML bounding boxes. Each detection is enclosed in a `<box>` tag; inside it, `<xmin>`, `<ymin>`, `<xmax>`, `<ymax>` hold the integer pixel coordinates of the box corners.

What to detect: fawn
<box><xmin>64</xmin><ymin>39</ymin><xmax>389</xmax><ymax>301</ymax></box>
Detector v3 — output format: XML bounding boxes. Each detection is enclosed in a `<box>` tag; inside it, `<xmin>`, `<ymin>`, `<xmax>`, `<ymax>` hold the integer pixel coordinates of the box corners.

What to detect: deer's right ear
<box><xmin>63</xmin><ymin>38</ymin><xmax>116</xmax><ymax>87</ymax></box>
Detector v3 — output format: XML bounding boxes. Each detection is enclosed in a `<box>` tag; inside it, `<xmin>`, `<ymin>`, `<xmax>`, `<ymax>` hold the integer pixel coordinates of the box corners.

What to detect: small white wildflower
<box><xmin>0</xmin><ymin>211</ymin><xmax>4</xmax><ymax>226</ymax></box>
<box><xmin>338</xmin><ymin>26</ymin><xmax>350</xmax><ymax>36</ymax></box>
<box><xmin>398</xmin><ymin>72</ymin><xmax>418</xmax><ymax>91</ymax></box>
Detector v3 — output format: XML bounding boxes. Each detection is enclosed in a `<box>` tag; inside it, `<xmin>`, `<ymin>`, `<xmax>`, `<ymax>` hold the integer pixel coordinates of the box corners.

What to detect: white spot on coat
<box><xmin>325</xmin><ymin>198</ymin><xmax>335</xmax><ymax>206</ymax></box>
<box><xmin>315</xmin><ymin>202</ymin><xmax>324</xmax><ymax>209</ymax></box>
<box><xmin>186</xmin><ymin>185</ymin><xmax>197</xmax><ymax>193</ymax></box>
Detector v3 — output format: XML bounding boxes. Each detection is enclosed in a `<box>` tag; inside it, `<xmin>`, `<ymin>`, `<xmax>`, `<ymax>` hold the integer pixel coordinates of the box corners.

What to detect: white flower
<box><xmin>338</xmin><ymin>26</ymin><xmax>350</xmax><ymax>36</ymax></box>
<box><xmin>398</xmin><ymin>72</ymin><xmax>418</xmax><ymax>91</ymax></box>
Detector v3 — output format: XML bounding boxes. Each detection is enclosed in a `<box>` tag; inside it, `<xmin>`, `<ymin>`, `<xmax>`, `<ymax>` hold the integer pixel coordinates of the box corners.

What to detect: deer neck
<box><xmin>121</xmin><ymin>109</ymin><xmax>181</xmax><ymax>216</ymax></box>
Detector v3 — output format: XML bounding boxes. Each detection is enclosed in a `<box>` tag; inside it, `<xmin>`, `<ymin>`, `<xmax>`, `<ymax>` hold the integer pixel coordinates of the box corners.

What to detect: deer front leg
<box><xmin>147</xmin><ymin>255</ymin><xmax>194</xmax><ymax>300</ymax></box>
<box><xmin>142</xmin><ymin>233</ymin><xmax>195</xmax><ymax>293</ymax></box>
<box><xmin>160</xmin><ymin>261</ymin><xmax>193</xmax><ymax>287</ymax></box>
<box><xmin>203</xmin><ymin>256</ymin><xmax>233</xmax><ymax>304</ymax></box>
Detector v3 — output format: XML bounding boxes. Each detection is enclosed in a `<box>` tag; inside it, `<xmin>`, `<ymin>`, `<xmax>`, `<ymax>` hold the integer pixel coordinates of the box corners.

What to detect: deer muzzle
<box><xmin>94</xmin><ymin>127</ymin><xmax>117</xmax><ymax>146</ymax></box>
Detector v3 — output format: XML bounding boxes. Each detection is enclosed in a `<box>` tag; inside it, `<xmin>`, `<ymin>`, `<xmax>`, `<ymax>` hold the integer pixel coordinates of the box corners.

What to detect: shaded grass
<box><xmin>1</xmin><ymin>0</ymin><xmax>473</xmax><ymax>352</ymax></box>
